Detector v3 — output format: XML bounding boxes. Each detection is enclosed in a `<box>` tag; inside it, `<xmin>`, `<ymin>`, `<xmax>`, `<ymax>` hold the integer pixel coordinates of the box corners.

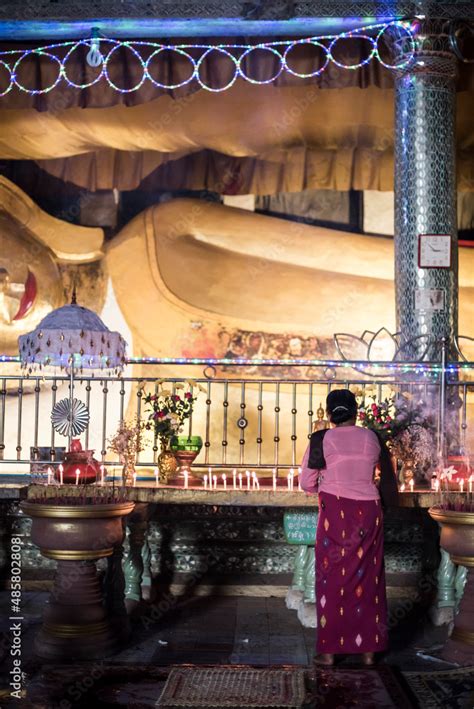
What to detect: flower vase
<box><xmin>400</xmin><ymin>459</ymin><xmax>415</xmax><ymax>485</ymax></box>
<box><xmin>158</xmin><ymin>439</ymin><xmax>178</xmax><ymax>483</ymax></box>
<box><xmin>121</xmin><ymin>458</ymin><xmax>135</xmax><ymax>487</ymax></box>
<box><xmin>170</xmin><ymin>435</ymin><xmax>203</xmax><ymax>470</ymax></box>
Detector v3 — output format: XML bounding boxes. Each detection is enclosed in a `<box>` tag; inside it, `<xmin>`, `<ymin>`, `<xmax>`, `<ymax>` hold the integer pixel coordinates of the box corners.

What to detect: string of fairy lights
<box><xmin>1</xmin><ymin>354</ymin><xmax>474</xmax><ymax>374</ymax></box>
<box><xmin>0</xmin><ymin>20</ymin><xmax>415</xmax><ymax>96</ymax></box>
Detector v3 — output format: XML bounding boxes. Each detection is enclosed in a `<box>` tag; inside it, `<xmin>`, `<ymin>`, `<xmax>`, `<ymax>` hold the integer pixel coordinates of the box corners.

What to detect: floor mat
<box><xmin>403</xmin><ymin>666</ymin><xmax>474</xmax><ymax>709</ymax></box>
<box><xmin>157</xmin><ymin>666</ymin><xmax>306</xmax><ymax>708</ymax></box>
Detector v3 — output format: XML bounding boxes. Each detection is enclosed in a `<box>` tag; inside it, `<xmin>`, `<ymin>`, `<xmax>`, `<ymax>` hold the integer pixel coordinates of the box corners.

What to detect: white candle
<box><xmin>58</xmin><ymin>463</ymin><xmax>64</xmax><ymax>485</ymax></box>
<box><xmin>75</xmin><ymin>468</ymin><xmax>80</xmax><ymax>486</ymax></box>
<box><xmin>154</xmin><ymin>467</ymin><xmax>159</xmax><ymax>487</ymax></box>
<box><xmin>434</xmin><ymin>479</ymin><xmax>440</xmax><ymax>493</ymax></box>
<box><xmin>246</xmin><ymin>471</ymin><xmax>251</xmax><ymax>490</ymax></box>
<box><xmin>203</xmin><ymin>474</ymin><xmax>208</xmax><ymax>489</ymax></box>
<box><xmin>213</xmin><ymin>474</ymin><xmax>218</xmax><ymax>490</ymax></box>
<box><xmin>233</xmin><ymin>469</ymin><xmax>237</xmax><ymax>490</ymax></box>
<box><xmin>132</xmin><ymin>472</ymin><xmax>137</xmax><ymax>487</ymax></box>
<box><xmin>272</xmin><ymin>471</ymin><xmax>277</xmax><ymax>492</ymax></box>
<box><xmin>47</xmin><ymin>466</ymin><xmax>53</xmax><ymax>485</ymax></box>
<box><xmin>459</xmin><ymin>478</ymin><xmax>464</xmax><ymax>493</ymax></box>
<box><xmin>400</xmin><ymin>483</ymin><xmax>405</xmax><ymax>492</ymax></box>
<box><xmin>288</xmin><ymin>470</ymin><xmax>294</xmax><ymax>490</ymax></box>
<box><xmin>238</xmin><ymin>472</ymin><xmax>243</xmax><ymax>490</ymax></box>
<box><xmin>100</xmin><ymin>465</ymin><xmax>105</xmax><ymax>486</ymax></box>
<box><xmin>409</xmin><ymin>479</ymin><xmax>414</xmax><ymax>493</ymax></box>
<box><xmin>469</xmin><ymin>475</ymin><xmax>473</xmax><ymax>493</ymax></box>
<box><xmin>222</xmin><ymin>473</ymin><xmax>227</xmax><ymax>490</ymax></box>
<box><xmin>251</xmin><ymin>471</ymin><xmax>257</xmax><ymax>490</ymax></box>
<box><xmin>183</xmin><ymin>469</ymin><xmax>189</xmax><ymax>489</ymax></box>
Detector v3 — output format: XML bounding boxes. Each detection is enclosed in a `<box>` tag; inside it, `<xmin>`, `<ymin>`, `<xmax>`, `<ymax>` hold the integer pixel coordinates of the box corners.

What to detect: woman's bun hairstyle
<box><xmin>326</xmin><ymin>389</ymin><xmax>357</xmax><ymax>424</ymax></box>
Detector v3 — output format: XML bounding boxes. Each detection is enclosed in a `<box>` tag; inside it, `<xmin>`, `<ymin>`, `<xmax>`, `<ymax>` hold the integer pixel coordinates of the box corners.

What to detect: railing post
<box><xmin>438</xmin><ymin>337</ymin><xmax>448</xmax><ymax>465</ymax></box>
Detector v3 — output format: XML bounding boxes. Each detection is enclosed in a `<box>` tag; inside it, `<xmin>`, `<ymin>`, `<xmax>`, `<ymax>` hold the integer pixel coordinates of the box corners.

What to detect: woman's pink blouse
<box><xmin>300</xmin><ymin>426</ymin><xmax>381</xmax><ymax>500</ymax></box>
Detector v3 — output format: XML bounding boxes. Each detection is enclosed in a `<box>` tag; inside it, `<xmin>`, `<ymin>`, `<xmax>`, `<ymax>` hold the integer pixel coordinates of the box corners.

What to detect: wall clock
<box><xmin>418</xmin><ymin>234</ymin><xmax>452</xmax><ymax>269</ymax></box>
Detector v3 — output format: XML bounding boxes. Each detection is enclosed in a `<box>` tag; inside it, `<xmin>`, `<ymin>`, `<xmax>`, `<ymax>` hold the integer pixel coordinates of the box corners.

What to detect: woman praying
<box><xmin>300</xmin><ymin>389</ymin><xmax>398</xmax><ymax>667</ymax></box>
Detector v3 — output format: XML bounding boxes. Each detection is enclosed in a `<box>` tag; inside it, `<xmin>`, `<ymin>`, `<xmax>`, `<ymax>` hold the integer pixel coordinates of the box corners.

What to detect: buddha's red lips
<box><xmin>12</xmin><ymin>269</ymin><xmax>37</xmax><ymax>321</ymax></box>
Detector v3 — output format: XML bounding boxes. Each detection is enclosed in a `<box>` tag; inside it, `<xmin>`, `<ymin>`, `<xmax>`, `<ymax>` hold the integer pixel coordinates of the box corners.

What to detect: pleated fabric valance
<box><xmin>0</xmin><ymin>35</ymin><xmax>473</xmax><ymax>111</ymax></box>
<box><xmin>0</xmin><ymin>83</ymin><xmax>471</xmax><ymax>192</ymax></box>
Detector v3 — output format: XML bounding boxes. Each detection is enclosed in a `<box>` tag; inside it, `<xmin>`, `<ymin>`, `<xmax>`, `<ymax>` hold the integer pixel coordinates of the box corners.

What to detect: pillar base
<box><xmin>297</xmin><ymin>601</ymin><xmax>317</xmax><ymax>628</ymax></box>
<box><xmin>34</xmin><ymin>620</ymin><xmax>120</xmax><ymax>661</ymax></box>
<box><xmin>286</xmin><ymin>589</ymin><xmax>304</xmax><ymax>610</ymax></box>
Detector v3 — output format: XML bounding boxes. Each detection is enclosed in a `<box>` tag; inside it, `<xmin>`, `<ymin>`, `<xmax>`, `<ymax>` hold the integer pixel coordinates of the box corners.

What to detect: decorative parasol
<box><xmin>18</xmin><ymin>291</ymin><xmax>127</xmax><ymax>445</ymax></box>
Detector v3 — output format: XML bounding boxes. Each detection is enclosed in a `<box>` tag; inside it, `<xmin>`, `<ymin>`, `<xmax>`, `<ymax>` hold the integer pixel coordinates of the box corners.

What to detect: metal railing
<box><xmin>0</xmin><ymin>352</ymin><xmax>473</xmax><ymax>476</ymax></box>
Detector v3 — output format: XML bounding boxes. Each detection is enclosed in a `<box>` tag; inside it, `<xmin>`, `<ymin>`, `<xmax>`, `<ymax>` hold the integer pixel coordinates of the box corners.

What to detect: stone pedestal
<box><xmin>37</xmin><ymin>560</ymin><xmax>118</xmax><ymax>660</ymax></box>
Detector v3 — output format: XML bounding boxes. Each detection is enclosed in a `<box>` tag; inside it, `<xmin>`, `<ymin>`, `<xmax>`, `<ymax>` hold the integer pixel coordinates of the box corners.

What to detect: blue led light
<box><xmin>0</xmin><ymin>21</ymin><xmax>415</xmax><ymax>97</ymax></box>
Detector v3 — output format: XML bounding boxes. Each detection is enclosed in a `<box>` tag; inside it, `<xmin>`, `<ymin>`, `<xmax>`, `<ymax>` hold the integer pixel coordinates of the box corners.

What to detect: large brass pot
<box><xmin>21</xmin><ymin>500</ymin><xmax>134</xmax><ymax>661</ymax></box>
<box><xmin>429</xmin><ymin>506</ymin><xmax>474</xmax><ymax>665</ymax></box>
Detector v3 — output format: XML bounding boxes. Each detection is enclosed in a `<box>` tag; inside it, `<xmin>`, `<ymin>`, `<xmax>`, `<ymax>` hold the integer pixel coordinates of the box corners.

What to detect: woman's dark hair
<box><xmin>326</xmin><ymin>389</ymin><xmax>357</xmax><ymax>424</ymax></box>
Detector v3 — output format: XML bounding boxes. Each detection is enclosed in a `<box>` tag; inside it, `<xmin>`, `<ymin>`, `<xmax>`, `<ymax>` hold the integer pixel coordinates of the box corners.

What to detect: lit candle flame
<box><xmin>47</xmin><ymin>466</ymin><xmax>53</xmax><ymax>485</ymax></box>
<box><xmin>222</xmin><ymin>473</ymin><xmax>227</xmax><ymax>490</ymax></box>
<box><xmin>246</xmin><ymin>471</ymin><xmax>251</xmax><ymax>490</ymax></box>
<box><xmin>232</xmin><ymin>469</ymin><xmax>237</xmax><ymax>490</ymax></box>
<box><xmin>59</xmin><ymin>463</ymin><xmax>64</xmax><ymax>486</ymax></box>
<box><xmin>459</xmin><ymin>478</ymin><xmax>464</xmax><ymax>493</ymax></box>
<box><xmin>213</xmin><ymin>474</ymin><xmax>218</xmax><ymax>490</ymax></box>
<box><xmin>203</xmin><ymin>474</ymin><xmax>208</xmax><ymax>489</ymax></box>
<box><xmin>75</xmin><ymin>468</ymin><xmax>80</xmax><ymax>486</ymax></box>
<box><xmin>183</xmin><ymin>469</ymin><xmax>189</xmax><ymax>489</ymax></box>
<box><xmin>238</xmin><ymin>472</ymin><xmax>243</xmax><ymax>490</ymax></box>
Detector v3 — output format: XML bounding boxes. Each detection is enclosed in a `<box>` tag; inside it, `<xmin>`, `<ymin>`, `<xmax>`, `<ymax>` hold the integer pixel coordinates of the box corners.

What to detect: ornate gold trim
<box><xmin>452</xmin><ymin>626</ymin><xmax>474</xmax><ymax>645</ymax></box>
<box><xmin>41</xmin><ymin>548</ymin><xmax>113</xmax><ymax>560</ymax></box>
<box><xmin>21</xmin><ymin>501</ymin><xmax>135</xmax><ymax>519</ymax></box>
<box><xmin>450</xmin><ymin>555</ymin><xmax>474</xmax><ymax>568</ymax></box>
<box><xmin>429</xmin><ymin>507</ymin><xmax>474</xmax><ymax>526</ymax></box>
<box><xmin>43</xmin><ymin>621</ymin><xmax>109</xmax><ymax>638</ymax></box>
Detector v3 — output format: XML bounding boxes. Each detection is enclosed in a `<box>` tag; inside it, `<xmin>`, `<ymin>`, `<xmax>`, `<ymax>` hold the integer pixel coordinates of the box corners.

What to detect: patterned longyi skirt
<box><xmin>315</xmin><ymin>491</ymin><xmax>388</xmax><ymax>654</ymax></box>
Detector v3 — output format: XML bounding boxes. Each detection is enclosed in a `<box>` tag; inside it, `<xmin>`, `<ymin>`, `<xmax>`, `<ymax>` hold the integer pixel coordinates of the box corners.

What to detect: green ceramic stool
<box><xmin>283</xmin><ymin>510</ymin><xmax>317</xmax><ymax>628</ymax></box>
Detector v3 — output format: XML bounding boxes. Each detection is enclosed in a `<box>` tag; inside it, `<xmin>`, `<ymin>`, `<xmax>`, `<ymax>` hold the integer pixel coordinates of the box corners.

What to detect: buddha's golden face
<box><xmin>0</xmin><ymin>215</ymin><xmax>63</xmax><ymax>354</ymax></box>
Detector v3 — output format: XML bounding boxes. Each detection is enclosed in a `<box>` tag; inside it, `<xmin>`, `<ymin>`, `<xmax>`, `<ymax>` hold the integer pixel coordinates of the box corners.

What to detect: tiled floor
<box><xmin>0</xmin><ymin>589</ymin><xmax>457</xmax><ymax>707</ymax></box>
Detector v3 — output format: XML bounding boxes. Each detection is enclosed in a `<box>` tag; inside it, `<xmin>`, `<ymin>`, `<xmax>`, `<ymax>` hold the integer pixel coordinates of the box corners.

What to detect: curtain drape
<box><xmin>0</xmin><ymin>36</ymin><xmax>402</xmax><ymax>110</ymax></box>
<box><xmin>0</xmin><ymin>82</ymin><xmax>472</xmax><ymax>192</ymax></box>
<box><xmin>1</xmin><ymin>36</ymin><xmax>473</xmax><ymax>111</ymax></box>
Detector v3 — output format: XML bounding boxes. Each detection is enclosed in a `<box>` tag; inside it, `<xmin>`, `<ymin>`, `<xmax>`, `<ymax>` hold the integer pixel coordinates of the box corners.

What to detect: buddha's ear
<box><xmin>0</xmin><ymin>176</ymin><xmax>104</xmax><ymax>264</ymax></box>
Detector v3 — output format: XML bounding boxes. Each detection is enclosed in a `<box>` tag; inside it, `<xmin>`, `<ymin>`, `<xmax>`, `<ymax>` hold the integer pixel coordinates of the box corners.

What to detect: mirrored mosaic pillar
<box><xmin>394</xmin><ymin>24</ymin><xmax>458</xmax><ymax>359</ymax></box>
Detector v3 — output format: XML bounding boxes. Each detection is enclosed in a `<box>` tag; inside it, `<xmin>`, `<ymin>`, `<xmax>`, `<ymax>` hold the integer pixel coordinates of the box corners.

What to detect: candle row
<box><xmin>45</xmin><ymin>465</ymin><xmax>107</xmax><ymax>486</ymax></box>
<box><xmin>42</xmin><ymin>467</ymin><xmax>474</xmax><ymax>493</ymax></box>
<box><xmin>200</xmin><ymin>468</ymin><xmax>304</xmax><ymax>491</ymax></box>
<box><xmin>399</xmin><ymin>476</ymin><xmax>474</xmax><ymax>493</ymax></box>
